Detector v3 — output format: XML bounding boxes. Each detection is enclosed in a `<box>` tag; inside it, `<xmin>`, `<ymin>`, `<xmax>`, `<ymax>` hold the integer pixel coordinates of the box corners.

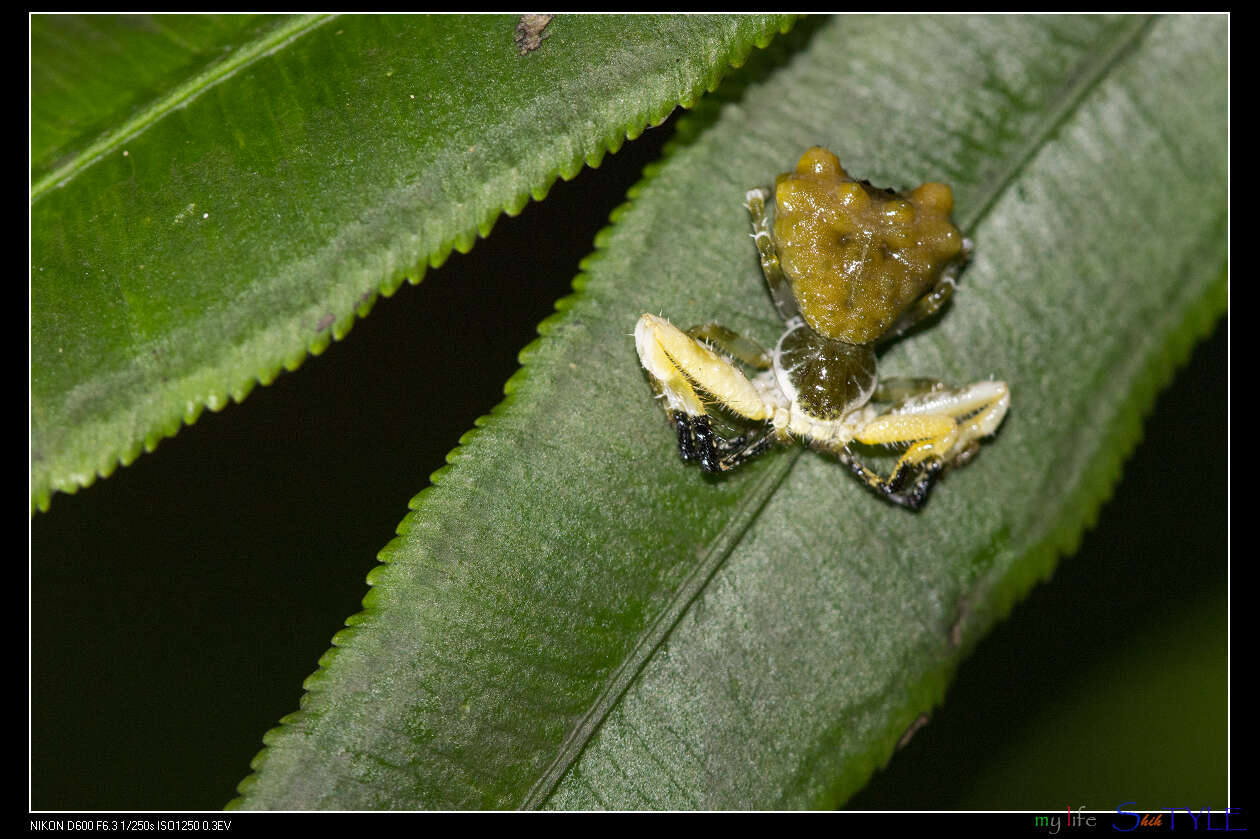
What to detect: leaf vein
<box><xmin>521</xmin><ymin>449</ymin><xmax>802</xmax><ymax>808</ymax></box>
<box><xmin>31</xmin><ymin>14</ymin><xmax>335</xmax><ymax>201</ymax></box>
<box><xmin>962</xmin><ymin>14</ymin><xmax>1155</xmax><ymax>232</ymax></box>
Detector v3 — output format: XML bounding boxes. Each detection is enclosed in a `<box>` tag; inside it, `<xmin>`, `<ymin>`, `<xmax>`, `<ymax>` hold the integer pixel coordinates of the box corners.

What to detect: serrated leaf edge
<box><xmin>32</xmin><ymin>14</ymin><xmax>799</xmax><ymax>514</ymax></box>
<box><xmin>227</xmin><ymin>16</ymin><xmax>1230</xmax><ymax>810</ymax></box>
<box><xmin>826</xmin><ymin>267</ymin><xmax>1226</xmax><ymax>809</ymax></box>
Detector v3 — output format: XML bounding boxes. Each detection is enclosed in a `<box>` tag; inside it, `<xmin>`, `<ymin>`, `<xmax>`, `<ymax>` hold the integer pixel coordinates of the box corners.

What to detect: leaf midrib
<box><xmin>962</xmin><ymin>14</ymin><xmax>1154</xmax><ymax>231</ymax></box>
<box><xmin>521</xmin><ymin>449</ymin><xmax>802</xmax><ymax>808</ymax></box>
<box><xmin>30</xmin><ymin>13</ymin><xmax>334</xmax><ymax>201</ymax></box>
<box><xmin>521</xmin><ymin>13</ymin><xmax>1159</xmax><ymax>810</ymax></box>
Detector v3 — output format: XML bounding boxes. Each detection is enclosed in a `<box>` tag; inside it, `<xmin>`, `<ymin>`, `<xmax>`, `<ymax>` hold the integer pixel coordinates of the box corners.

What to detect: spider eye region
<box><xmin>773</xmin><ymin>146</ymin><xmax>966</xmax><ymax>344</ymax></box>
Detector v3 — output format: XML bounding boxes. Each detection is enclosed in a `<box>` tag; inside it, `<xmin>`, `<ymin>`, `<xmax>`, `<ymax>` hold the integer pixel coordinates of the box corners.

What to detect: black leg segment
<box><xmin>844</xmin><ymin>454</ymin><xmax>943</xmax><ymax>511</ymax></box>
<box><xmin>673</xmin><ymin>412</ymin><xmax>697</xmax><ymax>463</ymax></box>
<box><xmin>671</xmin><ymin>413</ymin><xmax>775</xmax><ymax>473</ymax></box>
<box><xmin>691</xmin><ymin>416</ymin><xmax>721</xmax><ymax>472</ymax></box>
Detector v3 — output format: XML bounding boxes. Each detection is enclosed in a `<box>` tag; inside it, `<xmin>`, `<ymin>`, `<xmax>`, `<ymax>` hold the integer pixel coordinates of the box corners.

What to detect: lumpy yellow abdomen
<box><xmin>773</xmin><ymin>147</ymin><xmax>965</xmax><ymax>344</ymax></box>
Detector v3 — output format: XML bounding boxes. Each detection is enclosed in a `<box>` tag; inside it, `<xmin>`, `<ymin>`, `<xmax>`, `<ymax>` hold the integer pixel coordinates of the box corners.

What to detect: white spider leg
<box><xmin>858</xmin><ymin>379</ymin><xmax>1010</xmax><ymax>469</ymax></box>
<box><xmin>635</xmin><ymin>314</ymin><xmax>770</xmax><ymax>422</ymax></box>
<box><xmin>635</xmin><ymin>314</ymin><xmax>779</xmax><ymax>472</ymax></box>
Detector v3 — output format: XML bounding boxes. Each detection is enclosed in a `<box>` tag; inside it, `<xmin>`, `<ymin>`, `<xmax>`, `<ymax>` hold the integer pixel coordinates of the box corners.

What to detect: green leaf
<box><xmin>30</xmin><ymin>13</ymin><xmax>794</xmax><ymax>512</ymax></box>
<box><xmin>229</xmin><ymin>15</ymin><xmax>1226</xmax><ymax>809</ymax></box>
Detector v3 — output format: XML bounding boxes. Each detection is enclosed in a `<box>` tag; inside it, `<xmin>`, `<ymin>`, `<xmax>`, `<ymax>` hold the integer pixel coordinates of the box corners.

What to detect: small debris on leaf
<box><xmin>515</xmin><ymin>14</ymin><xmax>554</xmax><ymax>55</ymax></box>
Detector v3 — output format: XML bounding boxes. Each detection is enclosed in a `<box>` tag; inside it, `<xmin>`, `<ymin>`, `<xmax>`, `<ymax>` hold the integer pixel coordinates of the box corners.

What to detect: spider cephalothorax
<box><xmin>634</xmin><ymin>147</ymin><xmax>1010</xmax><ymax>510</ymax></box>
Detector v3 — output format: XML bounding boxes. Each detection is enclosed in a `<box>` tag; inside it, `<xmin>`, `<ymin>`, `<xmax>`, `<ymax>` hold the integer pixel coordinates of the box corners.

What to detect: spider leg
<box><xmin>843</xmin><ymin>454</ymin><xmax>943</xmax><ymax>511</ymax></box>
<box><xmin>872</xmin><ymin>377</ymin><xmax>947</xmax><ymax>404</ymax></box>
<box><xmin>876</xmin><ymin>238</ymin><xmax>971</xmax><ymax>347</ymax></box>
<box><xmin>745</xmin><ymin>187</ymin><xmax>802</xmax><ymax>323</ymax></box>
<box><xmin>877</xmin><ymin>275</ymin><xmax>956</xmax><ymax>346</ymax></box>
<box><xmin>636</xmin><ymin>314</ymin><xmax>779</xmax><ymax>473</ymax></box>
<box><xmin>686</xmin><ymin>323</ymin><xmax>772</xmax><ymax>370</ymax></box>
<box><xmin>716</xmin><ymin>426</ymin><xmax>777</xmax><ymax>470</ymax></box>
<box><xmin>844</xmin><ymin>379</ymin><xmax>1010</xmax><ymax>510</ymax></box>
<box><xmin>672</xmin><ymin>414</ymin><xmax>776</xmax><ymax>473</ymax></box>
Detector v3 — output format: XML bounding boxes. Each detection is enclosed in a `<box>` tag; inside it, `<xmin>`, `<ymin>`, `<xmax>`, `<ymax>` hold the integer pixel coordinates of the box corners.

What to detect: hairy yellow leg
<box><xmin>856</xmin><ymin>413</ymin><xmax>959</xmax><ymax>475</ymax></box>
<box><xmin>635</xmin><ymin>317</ymin><xmax>705</xmax><ymax>416</ymax></box>
<box><xmin>857</xmin><ymin>380</ymin><xmax>1010</xmax><ymax>474</ymax></box>
<box><xmin>634</xmin><ymin>314</ymin><xmax>768</xmax><ymax>422</ymax></box>
<box><xmin>952</xmin><ymin>382</ymin><xmax>1011</xmax><ymax>445</ymax></box>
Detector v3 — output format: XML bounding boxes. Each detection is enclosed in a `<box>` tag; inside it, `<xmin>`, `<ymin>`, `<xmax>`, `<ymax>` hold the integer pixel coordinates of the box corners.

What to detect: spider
<box><xmin>634</xmin><ymin>147</ymin><xmax>1010</xmax><ymax>510</ymax></box>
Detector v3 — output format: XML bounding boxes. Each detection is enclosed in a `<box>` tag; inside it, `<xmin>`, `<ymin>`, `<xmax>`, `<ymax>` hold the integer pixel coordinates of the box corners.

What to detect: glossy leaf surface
<box><xmin>30</xmin><ymin>13</ymin><xmax>792</xmax><ymax>510</ymax></box>
<box><xmin>229</xmin><ymin>15</ymin><xmax>1226</xmax><ymax>809</ymax></box>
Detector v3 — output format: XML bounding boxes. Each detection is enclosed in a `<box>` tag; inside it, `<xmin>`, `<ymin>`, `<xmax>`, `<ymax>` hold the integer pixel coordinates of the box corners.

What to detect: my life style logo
<box><xmin>1031</xmin><ymin>804</ymin><xmax>1245</xmax><ymax>833</ymax></box>
<box><xmin>1114</xmin><ymin>803</ymin><xmax>1245</xmax><ymax>832</ymax></box>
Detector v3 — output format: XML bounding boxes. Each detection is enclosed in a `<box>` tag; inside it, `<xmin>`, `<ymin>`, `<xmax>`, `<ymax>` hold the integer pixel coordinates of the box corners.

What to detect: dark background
<box><xmin>30</xmin><ymin>113</ymin><xmax>1228</xmax><ymax>811</ymax></box>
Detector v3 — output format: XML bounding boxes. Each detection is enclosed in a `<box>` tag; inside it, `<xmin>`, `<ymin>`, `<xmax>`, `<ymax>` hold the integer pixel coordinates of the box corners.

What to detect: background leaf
<box><xmin>30</xmin><ymin>13</ymin><xmax>794</xmax><ymax>511</ymax></box>
<box><xmin>32</xmin><ymin>15</ymin><xmax>312</xmax><ymax>181</ymax></box>
<box><xmin>213</xmin><ymin>14</ymin><xmax>1226</xmax><ymax>810</ymax></box>
<box><xmin>31</xmin><ymin>108</ymin><xmax>683</xmax><ymax>812</ymax></box>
